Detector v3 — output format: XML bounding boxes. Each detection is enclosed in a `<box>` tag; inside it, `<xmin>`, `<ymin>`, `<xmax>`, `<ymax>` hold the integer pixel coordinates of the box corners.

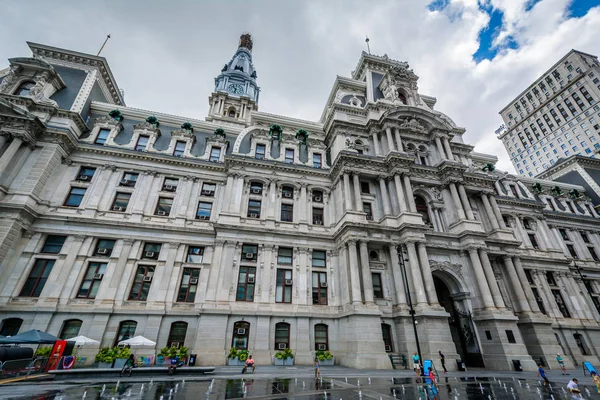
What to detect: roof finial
<box><xmin>97</xmin><ymin>34</ymin><xmax>111</xmax><ymax>56</ymax></box>
<box><xmin>365</xmin><ymin>35</ymin><xmax>371</xmax><ymax>55</ymax></box>
<box><xmin>239</xmin><ymin>33</ymin><xmax>253</xmax><ymax>51</ymax></box>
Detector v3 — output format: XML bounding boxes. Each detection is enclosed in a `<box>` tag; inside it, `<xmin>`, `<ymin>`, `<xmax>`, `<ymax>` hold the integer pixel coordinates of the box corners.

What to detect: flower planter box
<box><xmin>228</xmin><ymin>357</ymin><xmax>246</xmax><ymax>366</ymax></box>
<box><xmin>113</xmin><ymin>358</ymin><xmax>127</xmax><ymax>369</ymax></box>
<box><xmin>274</xmin><ymin>358</ymin><xmax>294</xmax><ymax>366</ymax></box>
<box><xmin>319</xmin><ymin>357</ymin><xmax>334</xmax><ymax>366</ymax></box>
<box><xmin>98</xmin><ymin>362</ymin><xmax>112</xmax><ymax>369</ymax></box>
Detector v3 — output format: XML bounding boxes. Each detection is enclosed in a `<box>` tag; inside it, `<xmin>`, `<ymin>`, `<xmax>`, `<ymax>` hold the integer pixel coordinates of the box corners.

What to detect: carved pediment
<box><xmin>399</xmin><ymin>118</ymin><xmax>427</xmax><ymax>134</ymax></box>
<box><xmin>95</xmin><ymin>115</ymin><xmax>122</xmax><ymax>129</ymax></box>
<box><xmin>171</xmin><ymin>129</ymin><xmax>196</xmax><ymax>143</ymax></box>
<box><xmin>429</xmin><ymin>260</ymin><xmax>464</xmax><ymax>280</ymax></box>
<box><xmin>133</xmin><ymin>121</ymin><xmax>161</xmax><ymax>136</ymax></box>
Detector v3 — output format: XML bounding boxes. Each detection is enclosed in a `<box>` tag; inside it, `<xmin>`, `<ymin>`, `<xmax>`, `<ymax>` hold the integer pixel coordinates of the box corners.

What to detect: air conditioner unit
<box><xmin>249</xmin><ymin>213</ymin><xmax>258</xmax><ymax>218</ymax></box>
<box><xmin>157</xmin><ymin>211</ymin><xmax>168</xmax><ymax>216</ymax></box>
<box><xmin>245</xmin><ymin>253</ymin><xmax>255</xmax><ymax>259</ymax></box>
<box><xmin>285</xmin><ymin>279</ymin><xmax>293</xmax><ymax>285</ymax></box>
<box><xmin>113</xmin><ymin>206</ymin><xmax>125</xmax><ymax>211</ymax></box>
<box><xmin>314</xmin><ymin>220</ymin><xmax>323</xmax><ymax>225</ymax></box>
<box><xmin>78</xmin><ymin>175</ymin><xmax>89</xmax><ymax>181</ymax></box>
<box><xmin>120</xmin><ymin>179</ymin><xmax>130</xmax><ymax>185</ymax></box>
<box><xmin>192</xmin><ymin>248</ymin><xmax>202</xmax><ymax>255</ymax></box>
<box><xmin>97</xmin><ymin>248</ymin><xmax>108</xmax><ymax>255</ymax></box>
<box><xmin>189</xmin><ymin>278</ymin><xmax>199</xmax><ymax>285</ymax></box>
<box><xmin>237</xmin><ymin>328</ymin><xmax>246</xmax><ymax>335</ymax></box>
<box><xmin>318</xmin><ymin>344</ymin><xmax>327</xmax><ymax>351</ymax></box>
<box><xmin>320</xmin><ymin>282</ymin><xmax>328</xmax><ymax>288</ymax></box>
<box><xmin>251</xmin><ymin>188</ymin><xmax>262</xmax><ymax>194</ymax></box>
<box><xmin>384</xmin><ymin>345</ymin><xmax>392</xmax><ymax>352</ymax></box>
<box><xmin>171</xmin><ymin>343</ymin><xmax>180</xmax><ymax>348</ymax></box>
<box><xmin>278</xmin><ymin>343</ymin><xmax>287</xmax><ymax>350</ymax></box>
<box><xmin>199</xmin><ymin>215</ymin><xmax>210</xmax><ymax>220</ymax></box>
<box><xmin>283</xmin><ymin>192</ymin><xmax>292</xmax><ymax>198</ymax></box>
<box><xmin>143</xmin><ymin>276</ymin><xmax>153</xmax><ymax>282</ymax></box>
<box><xmin>366</xmin><ymin>215</ymin><xmax>373</xmax><ymax>220</ymax></box>
<box><xmin>93</xmin><ymin>273</ymin><xmax>104</xmax><ymax>280</ymax></box>
<box><xmin>248</xmin><ymin>277</ymin><xmax>255</xmax><ymax>283</ymax></box>
<box><xmin>202</xmin><ymin>190</ymin><xmax>215</xmax><ymax>196</ymax></box>
<box><xmin>314</xmin><ymin>196</ymin><xmax>322</xmax><ymax>202</ymax></box>
<box><xmin>145</xmin><ymin>251</ymin><xmax>155</xmax><ymax>258</ymax></box>
<box><xmin>164</xmin><ymin>185</ymin><xmax>175</xmax><ymax>191</ymax></box>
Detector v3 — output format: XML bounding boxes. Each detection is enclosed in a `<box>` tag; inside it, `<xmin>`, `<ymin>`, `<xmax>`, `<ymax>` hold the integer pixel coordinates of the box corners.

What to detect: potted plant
<box><xmin>159</xmin><ymin>346</ymin><xmax>189</xmax><ymax>365</ymax></box>
<box><xmin>316</xmin><ymin>350</ymin><xmax>334</xmax><ymax>366</ymax></box>
<box><xmin>274</xmin><ymin>348</ymin><xmax>294</xmax><ymax>366</ymax></box>
<box><xmin>95</xmin><ymin>347</ymin><xmax>116</xmax><ymax>368</ymax></box>
<box><xmin>227</xmin><ymin>347</ymin><xmax>248</xmax><ymax>366</ymax></box>
<box><xmin>112</xmin><ymin>346</ymin><xmax>132</xmax><ymax>369</ymax></box>
<box><xmin>34</xmin><ymin>346</ymin><xmax>52</xmax><ymax>358</ymax></box>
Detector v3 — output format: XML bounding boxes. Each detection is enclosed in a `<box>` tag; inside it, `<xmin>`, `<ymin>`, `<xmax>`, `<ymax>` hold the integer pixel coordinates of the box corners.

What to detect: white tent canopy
<box><xmin>67</xmin><ymin>335</ymin><xmax>100</xmax><ymax>346</ymax></box>
<box><xmin>118</xmin><ymin>335</ymin><xmax>156</xmax><ymax>347</ymax></box>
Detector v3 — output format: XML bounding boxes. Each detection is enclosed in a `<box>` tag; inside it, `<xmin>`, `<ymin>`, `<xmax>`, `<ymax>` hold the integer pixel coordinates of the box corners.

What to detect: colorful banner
<box><xmin>45</xmin><ymin>340</ymin><xmax>67</xmax><ymax>371</ymax></box>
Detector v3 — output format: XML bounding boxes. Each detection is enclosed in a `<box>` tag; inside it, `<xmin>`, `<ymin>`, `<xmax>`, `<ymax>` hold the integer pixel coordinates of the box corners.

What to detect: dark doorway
<box><xmin>434</xmin><ymin>275</ymin><xmax>485</xmax><ymax>368</ymax></box>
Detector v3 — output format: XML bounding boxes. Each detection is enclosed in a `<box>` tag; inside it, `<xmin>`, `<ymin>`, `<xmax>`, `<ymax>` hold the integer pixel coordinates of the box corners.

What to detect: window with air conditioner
<box><xmin>77</xmin><ymin>261</ymin><xmax>107</xmax><ymax>299</ymax></box>
<box><xmin>119</xmin><ymin>172</ymin><xmax>138</xmax><ymax>187</ymax></box>
<box><xmin>281</xmin><ymin>186</ymin><xmax>294</xmax><ymax>199</ymax></box>
<box><xmin>250</xmin><ymin>182</ymin><xmax>263</xmax><ymax>195</ymax></box>
<box><xmin>186</xmin><ymin>246</ymin><xmax>204</xmax><ymax>263</ymax></box>
<box><xmin>177</xmin><ymin>268</ymin><xmax>200</xmax><ymax>302</ymax></box>
<box><xmin>162</xmin><ymin>178</ymin><xmax>179</xmax><ymax>192</ymax></box>
<box><xmin>315</xmin><ymin>324</ymin><xmax>328</xmax><ymax>350</ymax></box>
<box><xmin>276</xmin><ymin>269</ymin><xmax>293</xmax><ymax>303</ymax></box>
<box><xmin>155</xmin><ymin>197</ymin><xmax>173</xmax><ymax>216</ymax></box>
<box><xmin>363</xmin><ymin>202</ymin><xmax>373</xmax><ymax>220</ymax></box>
<box><xmin>232</xmin><ymin>321</ymin><xmax>250</xmax><ymax>350</ymax></box>
<box><xmin>274</xmin><ymin>323</ymin><xmax>290</xmax><ymax>350</ymax></box>
<box><xmin>236</xmin><ymin>266</ymin><xmax>256</xmax><ymax>302</ymax></box>
<box><xmin>201</xmin><ymin>182</ymin><xmax>216</xmax><ymax>196</ymax></box>
<box><xmin>312</xmin><ymin>272</ymin><xmax>328</xmax><ymax>305</ymax></box>
<box><xmin>94</xmin><ymin>239</ymin><xmax>116</xmax><ymax>256</ymax></box>
<box><xmin>111</xmin><ymin>192</ymin><xmax>131</xmax><ymax>211</ymax></box>
<box><xmin>167</xmin><ymin>322</ymin><xmax>188</xmax><ymax>347</ymax></box>
<box><xmin>312</xmin><ymin>190</ymin><xmax>323</xmax><ymax>203</ymax></box>
<box><xmin>247</xmin><ymin>199</ymin><xmax>261</xmax><ymax>218</ymax></box>
<box><xmin>77</xmin><ymin>167</ymin><xmax>96</xmax><ymax>181</ymax></box>
<box><xmin>128</xmin><ymin>265</ymin><xmax>155</xmax><ymax>301</ymax></box>
<box><xmin>196</xmin><ymin>202</ymin><xmax>212</xmax><ymax>220</ymax></box>
<box><xmin>242</xmin><ymin>244</ymin><xmax>258</xmax><ymax>261</ymax></box>
<box><xmin>142</xmin><ymin>243</ymin><xmax>161</xmax><ymax>259</ymax></box>
<box><xmin>312</xmin><ymin>207</ymin><xmax>323</xmax><ymax>225</ymax></box>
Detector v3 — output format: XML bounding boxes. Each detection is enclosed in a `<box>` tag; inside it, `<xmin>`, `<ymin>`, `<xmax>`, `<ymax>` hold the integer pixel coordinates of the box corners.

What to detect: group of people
<box><xmin>536</xmin><ymin>354</ymin><xmax>600</xmax><ymax>394</ymax></box>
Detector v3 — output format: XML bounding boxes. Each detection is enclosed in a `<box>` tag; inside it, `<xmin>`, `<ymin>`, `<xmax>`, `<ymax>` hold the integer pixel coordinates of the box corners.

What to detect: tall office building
<box><xmin>498</xmin><ymin>50</ymin><xmax>600</xmax><ymax>176</ymax></box>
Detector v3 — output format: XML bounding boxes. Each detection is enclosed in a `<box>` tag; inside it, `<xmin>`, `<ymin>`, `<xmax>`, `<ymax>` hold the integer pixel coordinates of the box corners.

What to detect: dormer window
<box><xmin>135</xmin><ymin>135</ymin><xmax>149</xmax><ymax>151</ymax></box>
<box><xmin>256</xmin><ymin>144</ymin><xmax>266</xmax><ymax>159</ymax></box>
<box><xmin>227</xmin><ymin>107</ymin><xmax>236</xmax><ymax>118</ymax></box>
<box><xmin>15</xmin><ymin>81</ymin><xmax>35</xmax><ymax>96</ymax></box>
<box><xmin>95</xmin><ymin>129</ymin><xmax>110</xmax><ymax>145</ymax></box>
<box><xmin>209</xmin><ymin>147</ymin><xmax>221</xmax><ymax>162</ymax></box>
<box><xmin>173</xmin><ymin>141</ymin><xmax>186</xmax><ymax>157</ymax></box>
<box><xmin>285</xmin><ymin>149</ymin><xmax>294</xmax><ymax>164</ymax></box>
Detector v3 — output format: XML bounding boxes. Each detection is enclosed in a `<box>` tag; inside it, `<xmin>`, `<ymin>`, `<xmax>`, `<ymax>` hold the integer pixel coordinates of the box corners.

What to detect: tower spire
<box><xmin>239</xmin><ymin>33</ymin><xmax>253</xmax><ymax>51</ymax></box>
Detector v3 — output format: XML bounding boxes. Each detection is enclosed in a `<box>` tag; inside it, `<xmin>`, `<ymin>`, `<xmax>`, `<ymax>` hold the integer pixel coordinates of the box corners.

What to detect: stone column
<box><xmin>469</xmin><ymin>248</ymin><xmax>495</xmax><ymax>309</ymax></box>
<box><xmin>442</xmin><ymin>137</ymin><xmax>454</xmax><ymax>161</ymax></box>
<box><xmin>359</xmin><ymin>241</ymin><xmax>375</xmax><ymax>304</ymax></box>
<box><xmin>449</xmin><ymin>183</ymin><xmax>466</xmax><ymax>220</ymax></box>
<box><xmin>513</xmin><ymin>215</ymin><xmax>532</xmax><ymax>247</ymax></box>
<box><xmin>372</xmin><ymin>132</ymin><xmax>381</xmax><ymax>156</ymax></box>
<box><xmin>488</xmin><ymin>195</ymin><xmax>507</xmax><ymax>228</ymax></box>
<box><xmin>385</xmin><ymin>127</ymin><xmax>396</xmax><ymax>152</ymax></box>
<box><xmin>481</xmin><ymin>193</ymin><xmax>499</xmax><ymax>230</ymax></box>
<box><xmin>478</xmin><ymin>249</ymin><xmax>505</xmax><ymax>308</ymax></box>
<box><xmin>342</xmin><ymin>173</ymin><xmax>353</xmax><ymax>212</ymax></box>
<box><xmin>503</xmin><ymin>256</ymin><xmax>531</xmax><ymax>312</ymax></box>
<box><xmin>0</xmin><ymin>136</ymin><xmax>23</xmax><ymax>175</ymax></box>
<box><xmin>299</xmin><ymin>184</ymin><xmax>308</xmax><ymax>223</ymax></box>
<box><xmin>222</xmin><ymin>174</ymin><xmax>235</xmax><ymax>212</ymax></box>
<box><xmin>417</xmin><ymin>242</ymin><xmax>438</xmax><ymax>305</ymax></box>
<box><xmin>394</xmin><ymin>128</ymin><xmax>404</xmax><ymax>152</ymax></box>
<box><xmin>403</xmin><ymin>174</ymin><xmax>417</xmax><ymax>213</ymax></box>
<box><xmin>352</xmin><ymin>173</ymin><xmax>362</xmax><ymax>212</ymax></box>
<box><xmin>86</xmin><ymin>166</ymin><xmax>115</xmax><ymax>210</ymax></box>
<box><xmin>379</xmin><ymin>176</ymin><xmax>392</xmax><ymax>216</ymax></box>
<box><xmin>512</xmin><ymin>257</ymin><xmax>540</xmax><ymax>312</ymax></box>
<box><xmin>406</xmin><ymin>242</ymin><xmax>428</xmax><ymax>306</ymax></box>
<box><xmin>535</xmin><ymin>218</ymin><xmax>554</xmax><ymax>250</ymax></box>
<box><xmin>457</xmin><ymin>184</ymin><xmax>475</xmax><ymax>220</ymax></box>
<box><xmin>347</xmin><ymin>241</ymin><xmax>363</xmax><ymax>304</ymax></box>
<box><xmin>434</xmin><ymin>136</ymin><xmax>446</xmax><ymax>160</ymax></box>
<box><xmin>394</xmin><ymin>174</ymin><xmax>408</xmax><ymax>213</ymax></box>
<box><xmin>556</xmin><ymin>273</ymin><xmax>582</xmax><ymax>319</ymax></box>
<box><xmin>388</xmin><ymin>244</ymin><xmax>407</xmax><ymax>306</ymax></box>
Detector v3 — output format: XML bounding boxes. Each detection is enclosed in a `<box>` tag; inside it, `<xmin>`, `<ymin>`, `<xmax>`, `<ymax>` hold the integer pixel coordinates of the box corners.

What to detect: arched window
<box><xmin>274</xmin><ymin>322</ymin><xmax>290</xmax><ymax>350</ymax></box>
<box><xmin>167</xmin><ymin>321</ymin><xmax>188</xmax><ymax>347</ymax></box>
<box><xmin>398</xmin><ymin>92</ymin><xmax>407</xmax><ymax>105</ymax></box>
<box><xmin>227</xmin><ymin>107</ymin><xmax>236</xmax><ymax>118</ymax></box>
<box><xmin>232</xmin><ymin>321</ymin><xmax>250</xmax><ymax>350</ymax></box>
<box><xmin>59</xmin><ymin>319</ymin><xmax>82</xmax><ymax>340</ymax></box>
<box><xmin>315</xmin><ymin>324</ymin><xmax>328</xmax><ymax>351</ymax></box>
<box><xmin>381</xmin><ymin>323</ymin><xmax>393</xmax><ymax>352</ymax></box>
<box><xmin>113</xmin><ymin>320</ymin><xmax>137</xmax><ymax>347</ymax></box>
<box><xmin>0</xmin><ymin>318</ymin><xmax>23</xmax><ymax>336</ymax></box>
<box><xmin>14</xmin><ymin>81</ymin><xmax>35</xmax><ymax>96</ymax></box>
<box><xmin>414</xmin><ymin>195</ymin><xmax>431</xmax><ymax>226</ymax></box>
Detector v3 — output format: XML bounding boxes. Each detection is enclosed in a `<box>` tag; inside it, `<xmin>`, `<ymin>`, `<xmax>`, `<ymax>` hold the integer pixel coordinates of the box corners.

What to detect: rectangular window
<box><xmin>77</xmin><ymin>262</ymin><xmax>107</xmax><ymax>299</ymax></box>
<box><xmin>64</xmin><ymin>187</ymin><xmax>87</xmax><ymax>207</ymax></box>
<box><xmin>276</xmin><ymin>269</ymin><xmax>293</xmax><ymax>303</ymax></box>
<box><xmin>186</xmin><ymin>246</ymin><xmax>204</xmax><ymax>263</ymax></box>
<box><xmin>155</xmin><ymin>197</ymin><xmax>173</xmax><ymax>216</ymax></box>
<box><xmin>120</xmin><ymin>172</ymin><xmax>138</xmax><ymax>187</ymax></box>
<box><xmin>372</xmin><ymin>273</ymin><xmax>384</xmax><ymax>299</ymax></box>
<box><xmin>312</xmin><ymin>250</ymin><xmax>326</xmax><ymax>268</ymax></box>
<box><xmin>19</xmin><ymin>259</ymin><xmax>55</xmax><ymax>297</ymax></box>
<box><xmin>196</xmin><ymin>202</ymin><xmax>212</xmax><ymax>219</ymax></box>
<box><xmin>281</xmin><ymin>204</ymin><xmax>293</xmax><ymax>222</ymax></box>
<box><xmin>177</xmin><ymin>268</ymin><xmax>200</xmax><ymax>302</ymax></box>
<box><xmin>128</xmin><ymin>265</ymin><xmax>155</xmax><ymax>301</ymax></box>
<box><xmin>250</xmin><ymin>182</ymin><xmax>263</xmax><ymax>195</ymax></box>
<box><xmin>528</xmin><ymin>233</ymin><xmax>539</xmax><ymax>249</ymax></box>
<box><xmin>41</xmin><ymin>235</ymin><xmax>66</xmax><ymax>254</ymax></box>
<box><xmin>531</xmin><ymin>287</ymin><xmax>547</xmax><ymax>315</ymax></box>
<box><xmin>313</xmin><ymin>153</ymin><xmax>322</xmax><ymax>168</ymax></box>
<box><xmin>247</xmin><ymin>199</ymin><xmax>261</xmax><ymax>218</ymax></box>
<box><xmin>567</xmin><ymin>244</ymin><xmax>578</xmax><ymax>259</ymax></box>
<box><xmin>552</xmin><ymin>289</ymin><xmax>571</xmax><ymax>318</ymax></box>
<box><xmin>142</xmin><ymin>243</ymin><xmax>161</xmax><ymax>259</ymax></box>
<box><xmin>95</xmin><ymin>128</ymin><xmax>110</xmax><ymax>145</ymax></box>
<box><xmin>162</xmin><ymin>178</ymin><xmax>178</xmax><ymax>192</ymax></box>
<box><xmin>111</xmin><ymin>192</ymin><xmax>131</xmax><ymax>211</ymax></box>
<box><xmin>135</xmin><ymin>135</ymin><xmax>149</xmax><ymax>151</ymax></box>
<box><xmin>581</xmin><ymin>232</ymin><xmax>590</xmax><ymax>243</ymax></box>
<box><xmin>360</xmin><ymin>182</ymin><xmax>370</xmax><ymax>194</ymax></box>
<box><xmin>281</xmin><ymin>186</ymin><xmax>294</xmax><ymax>199</ymax></box>
<box><xmin>312</xmin><ymin>207</ymin><xmax>323</xmax><ymax>225</ymax></box>
<box><xmin>559</xmin><ymin>229</ymin><xmax>569</xmax><ymax>241</ymax></box>
<box><xmin>95</xmin><ymin>239</ymin><xmax>116</xmax><ymax>256</ymax></box>
<box><xmin>588</xmin><ymin>246</ymin><xmax>599</xmax><ymax>261</ymax></box>
<box><xmin>524</xmin><ymin>269</ymin><xmax>534</xmax><ymax>285</ymax></box>
<box><xmin>285</xmin><ymin>149</ymin><xmax>294</xmax><ymax>163</ymax></box>
<box><xmin>209</xmin><ymin>147</ymin><xmax>221</xmax><ymax>162</ymax></box>
<box><xmin>236</xmin><ymin>266</ymin><xmax>256</xmax><ymax>301</ymax></box>
<box><xmin>77</xmin><ymin>167</ymin><xmax>96</xmax><ymax>181</ymax></box>
<box><xmin>277</xmin><ymin>247</ymin><xmax>293</xmax><ymax>265</ymax></box>
<box><xmin>201</xmin><ymin>182</ymin><xmax>216</xmax><ymax>196</ymax></box>
<box><xmin>173</xmin><ymin>141</ymin><xmax>186</xmax><ymax>157</ymax></box>
<box><xmin>241</xmin><ymin>244</ymin><xmax>258</xmax><ymax>261</ymax></box>
<box><xmin>312</xmin><ymin>271</ymin><xmax>328</xmax><ymax>305</ymax></box>
<box><xmin>255</xmin><ymin>144</ymin><xmax>266</xmax><ymax>159</ymax></box>
<box><xmin>363</xmin><ymin>202</ymin><xmax>373</xmax><ymax>220</ymax></box>
<box><xmin>505</xmin><ymin>330</ymin><xmax>516</xmax><ymax>344</ymax></box>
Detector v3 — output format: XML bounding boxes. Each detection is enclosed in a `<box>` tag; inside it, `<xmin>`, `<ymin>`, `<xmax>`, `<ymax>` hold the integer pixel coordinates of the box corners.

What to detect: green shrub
<box><xmin>316</xmin><ymin>350</ymin><xmax>333</xmax><ymax>361</ymax></box>
<box><xmin>159</xmin><ymin>346</ymin><xmax>188</xmax><ymax>359</ymax></box>
<box><xmin>275</xmin><ymin>347</ymin><xmax>294</xmax><ymax>360</ymax></box>
<box><xmin>228</xmin><ymin>347</ymin><xmax>248</xmax><ymax>361</ymax></box>
<box><xmin>94</xmin><ymin>346</ymin><xmax>131</xmax><ymax>363</ymax></box>
<box><xmin>34</xmin><ymin>346</ymin><xmax>52</xmax><ymax>357</ymax></box>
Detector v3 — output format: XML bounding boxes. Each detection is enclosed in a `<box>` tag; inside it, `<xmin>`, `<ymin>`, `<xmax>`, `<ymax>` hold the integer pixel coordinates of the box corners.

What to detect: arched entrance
<box><xmin>434</xmin><ymin>275</ymin><xmax>484</xmax><ymax>368</ymax></box>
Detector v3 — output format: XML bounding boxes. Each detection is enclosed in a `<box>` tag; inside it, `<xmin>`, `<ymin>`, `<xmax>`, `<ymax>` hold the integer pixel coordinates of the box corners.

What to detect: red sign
<box><xmin>45</xmin><ymin>340</ymin><xmax>67</xmax><ymax>371</ymax></box>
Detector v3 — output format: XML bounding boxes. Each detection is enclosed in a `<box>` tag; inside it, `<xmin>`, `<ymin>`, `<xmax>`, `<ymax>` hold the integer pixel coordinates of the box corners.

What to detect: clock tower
<box><xmin>207</xmin><ymin>33</ymin><xmax>260</xmax><ymax>125</ymax></box>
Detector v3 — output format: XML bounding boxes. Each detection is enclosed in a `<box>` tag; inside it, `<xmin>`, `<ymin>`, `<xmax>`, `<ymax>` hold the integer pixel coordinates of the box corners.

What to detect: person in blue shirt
<box><xmin>537</xmin><ymin>364</ymin><xmax>549</xmax><ymax>385</ymax></box>
<box><xmin>413</xmin><ymin>352</ymin><xmax>421</xmax><ymax>377</ymax></box>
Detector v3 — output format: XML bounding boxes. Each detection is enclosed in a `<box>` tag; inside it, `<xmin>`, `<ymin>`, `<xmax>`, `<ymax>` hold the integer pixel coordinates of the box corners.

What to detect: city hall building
<box><xmin>0</xmin><ymin>34</ymin><xmax>599</xmax><ymax>370</ymax></box>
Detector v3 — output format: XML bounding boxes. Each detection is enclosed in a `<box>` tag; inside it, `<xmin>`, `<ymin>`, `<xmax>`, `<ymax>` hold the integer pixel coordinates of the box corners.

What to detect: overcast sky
<box><xmin>1</xmin><ymin>0</ymin><xmax>599</xmax><ymax>172</ymax></box>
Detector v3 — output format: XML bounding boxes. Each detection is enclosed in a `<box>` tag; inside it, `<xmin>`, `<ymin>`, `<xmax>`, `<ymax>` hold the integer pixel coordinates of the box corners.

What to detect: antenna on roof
<box><xmin>365</xmin><ymin>36</ymin><xmax>371</xmax><ymax>55</ymax></box>
<box><xmin>97</xmin><ymin>34</ymin><xmax>111</xmax><ymax>56</ymax></box>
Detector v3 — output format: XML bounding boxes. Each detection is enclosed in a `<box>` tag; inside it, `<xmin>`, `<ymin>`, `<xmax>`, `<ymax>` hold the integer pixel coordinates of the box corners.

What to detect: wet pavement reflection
<box><xmin>9</xmin><ymin>376</ymin><xmax>600</xmax><ymax>399</ymax></box>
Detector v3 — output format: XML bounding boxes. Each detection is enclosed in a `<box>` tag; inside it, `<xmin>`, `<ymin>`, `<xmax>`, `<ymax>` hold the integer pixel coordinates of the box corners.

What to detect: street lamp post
<box><xmin>398</xmin><ymin>244</ymin><xmax>423</xmax><ymax>376</ymax></box>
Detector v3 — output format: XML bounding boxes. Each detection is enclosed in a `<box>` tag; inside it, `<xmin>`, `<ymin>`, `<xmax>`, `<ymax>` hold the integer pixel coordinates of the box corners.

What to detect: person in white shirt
<box><xmin>567</xmin><ymin>378</ymin><xmax>581</xmax><ymax>394</ymax></box>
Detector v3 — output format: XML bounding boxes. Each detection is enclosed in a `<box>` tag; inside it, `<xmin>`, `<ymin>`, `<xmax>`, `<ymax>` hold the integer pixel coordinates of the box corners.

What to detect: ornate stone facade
<box><xmin>0</xmin><ymin>37</ymin><xmax>599</xmax><ymax>370</ymax></box>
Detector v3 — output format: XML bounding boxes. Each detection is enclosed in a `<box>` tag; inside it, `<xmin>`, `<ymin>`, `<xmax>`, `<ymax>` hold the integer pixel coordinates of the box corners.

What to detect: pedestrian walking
<box><xmin>556</xmin><ymin>353</ymin><xmax>568</xmax><ymax>375</ymax></box>
<box><xmin>314</xmin><ymin>357</ymin><xmax>321</xmax><ymax>379</ymax></box>
<box><xmin>413</xmin><ymin>352</ymin><xmax>421</xmax><ymax>377</ymax></box>
<box><xmin>591</xmin><ymin>371</ymin><xmax>600</xmax><ymax>394</ymax></box>
<box><xmin>537</xmin><ymin>364</ymin><xmax>550</xmax><ymax>385</ymax></box>
<box><xmin>439</xmin><ymin>350</ymin><xmax>447</xmax><ymax>374</ymax></box>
